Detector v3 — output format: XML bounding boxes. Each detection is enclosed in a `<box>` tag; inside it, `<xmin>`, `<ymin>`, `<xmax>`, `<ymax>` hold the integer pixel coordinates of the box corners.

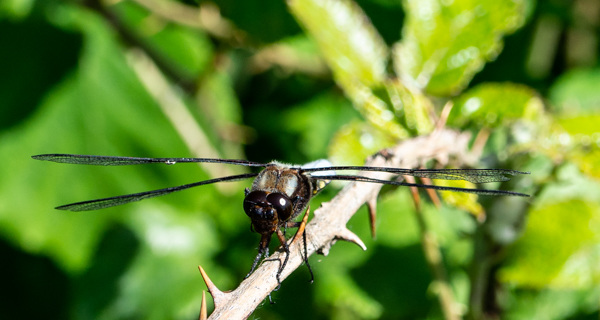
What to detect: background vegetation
<box><xmin>1</xmin><ymin>0</ymin><xmax>599</xmax><ymax>319</ymax></box>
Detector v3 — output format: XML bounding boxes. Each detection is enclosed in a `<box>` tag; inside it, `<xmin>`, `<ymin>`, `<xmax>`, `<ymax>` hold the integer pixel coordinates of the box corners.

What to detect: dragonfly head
<box><xmin>243</xmin><ymin>191</ymin><xmax>293</xmax><ymax>233</ymax></box>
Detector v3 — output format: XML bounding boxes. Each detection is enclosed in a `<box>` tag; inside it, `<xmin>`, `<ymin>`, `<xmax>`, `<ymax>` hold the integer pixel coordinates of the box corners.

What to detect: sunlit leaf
<box><xmin>545</xmin><ymin>68</ymin><xmax>600</xmax><ymax>178</ymax></box>
<box><xmin>449</xmin><ymin>82</ymin><xmax>544</xmax><ymax>127</ymax></box>
<box><xmin>289</xmin><ymin>0</ymin><xmax>413</xmax><ymax>139</ymax></box>
<box><xmin>328</xmin><ymin>120</ymin><xmax>398</xmax><ymax>165</ymax></box>
<box><xmin>568</xmin><ymin>148</ymin><xmax>600</xmax><ymax>179</ymax></box>
<box><xmin>435</xmin><ymin>179</ymin><xmax>484</xmax><ymax>217</ymax></box>
<box><xmin>347</xmin><ymin>84</ymin><xmax>411</xmax><ymax>139</ymax></box>
<box><xmin>500</xmin><ymin>200</ymin><xmax>600</xmax><ymax>288</ymax></box>
<box><xmin>288</xmin><ymin>0</ymin><xmax>388</xmax><ymax>88</ymax></box>
<box><xmin>556</xmin><ymin>115</ymin><xmax>600</xmax><ymax>136</ymax></box>
<box><xmin>394</xmin><ymin>0</ymin><xmax>529</xmax><ymax>95</ymax></box>
<box><xmin>384</xmin><ymin>79</ymin><xmax>434</xmax><ymax>135</ymax></box>
<box><xmin>0</xmin><ymin>0</ymin><xmax>34</xmax><ymax>19</ymax></box>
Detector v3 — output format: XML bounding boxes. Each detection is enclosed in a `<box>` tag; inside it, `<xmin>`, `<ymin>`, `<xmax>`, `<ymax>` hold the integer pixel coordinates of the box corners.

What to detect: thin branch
<box><xmin>203</xmin><ymin>129</ymin><xmax>473</xmax><ymax>319</ymax></box>
<box><xmin>470</xmin><ymin>128</ymin><xmax>491</xmax><ymax>161</ymax></box>
<box><xmin>126</xmin><ymin>49</ymin><xmax>243</xmax><ymax>192</ymax></box>
<box><xmin>83</xmin><ymin>0</ymin><xmax>198</xmax><ymax>92</ymax></box>
<box><xmin>130</xmin><ymin>0</ymin><xmax>247</xmax><ymax>45</ymax></box>
<box><xmin>405</xmin><ymin>174</ymin><xmax>461</xmax><ymax>320</ymax></box>
<box><xmin>435</xmin><ymin>101</ymin><xmax>453</xmax><ymax>131</ymax></box>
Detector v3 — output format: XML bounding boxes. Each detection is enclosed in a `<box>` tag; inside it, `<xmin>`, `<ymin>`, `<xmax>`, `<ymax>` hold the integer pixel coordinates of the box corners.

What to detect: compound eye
<box><xmin>243</xmin><ymin>191</ymin><xmax>268</xmax><ymax>219</ymax></box>
<box><xmin>266</xmin><ymin>193</ymin><xmax>293</xmax><ymax>221</ymax></box>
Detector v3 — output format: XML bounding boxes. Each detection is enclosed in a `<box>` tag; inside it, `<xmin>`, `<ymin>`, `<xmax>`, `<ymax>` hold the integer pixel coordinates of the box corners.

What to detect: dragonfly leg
<box><xmin>246</xmin><ymin>234</ymin><xmax>270</xmax><ymax>279</ymax></box>
<box><xmin>292</xmin><ymin>206</ymin><xmax>313</xmax><ymax>283</ymax></box>
<box><xmin>274</xmin><ymin>228</ymin><xmax>289</xmax><ymax>291</ymax></box>
<box><xmin>282</xmin><ymin>206</ymin><xmax>314</xmax><ymax>284</ymax></box>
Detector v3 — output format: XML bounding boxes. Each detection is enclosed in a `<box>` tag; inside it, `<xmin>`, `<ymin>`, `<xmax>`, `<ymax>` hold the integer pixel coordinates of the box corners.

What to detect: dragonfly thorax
<box><xmin>251</xmin><ymin>164</ymin><xmax>305</xmax><ymax>197</ymax></box>
<box><xmin>243</xmin><ymin>165</ymin><xmax>314</xmax><ymax>235</ymax></box>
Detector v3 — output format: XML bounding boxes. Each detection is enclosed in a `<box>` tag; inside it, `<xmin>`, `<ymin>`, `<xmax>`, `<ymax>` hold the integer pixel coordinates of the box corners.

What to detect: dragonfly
<box><xmin>32</xmin><ymin>153</ymin><xmax>530</xmax><ymax>285</ymax></box>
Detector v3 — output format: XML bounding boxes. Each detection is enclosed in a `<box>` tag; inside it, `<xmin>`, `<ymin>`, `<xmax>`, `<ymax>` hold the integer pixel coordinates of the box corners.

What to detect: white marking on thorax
<box><xmin>302</xmin><ymin>159</ymin><xmax>335</xmax><ymax>177</ymax></box>
<box><xmin>281</xmin><ymin>173</ymin><xmax>299</xmax><ymax>197</ymax></box>
<box><xmin>254</xmin><ymin>166</ymin><xmax>300</xmax><ymax>198</ymax></box>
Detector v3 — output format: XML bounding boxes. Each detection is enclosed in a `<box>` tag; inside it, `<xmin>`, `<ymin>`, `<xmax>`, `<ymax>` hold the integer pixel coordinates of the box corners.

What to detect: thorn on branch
<box><xmin>404</xmin><ymin>175</ymin><xmax>422</xmax><ymax>211</ymax></box>
<box><xmin>420</xmin><ymin>176</ymin><xmax>441</xmax><ymax>208</ymax></box>
<box><xmin>367</xmin><ymin>198</ymin><xmax>378</xmax><ymax>239</ymax></box>
<box><xmin>199</xmin><ymin>291</ymin><xmax>207</xmax><ymax>320</ymax></box>
<box><xmin>198</xmin><ymin>266</ymin><xmax>227</xmax><ymax>309</ymax></box>
<box><xmin>337</xmin><ymin>228</ymin><xmax>367</xmax><ymax>251</ymax></box>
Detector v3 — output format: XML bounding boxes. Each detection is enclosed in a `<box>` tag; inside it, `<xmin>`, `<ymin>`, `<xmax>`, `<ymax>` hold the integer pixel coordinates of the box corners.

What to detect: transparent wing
<box><xmin>314</xmin><ymin>175</ymin><xmax>530</xmax><ymax>197</ymax></box>
<box><xmin>302</xmin><ymin>166</ymin><xmax>529</xmax><ymax>184</ymax></box>
<box><xmin>56</xmin><ymin>173</ymin><xmax>259</xmax><ymax>212</ymax></box>
<box><xmin>32</xmin><ymin>154</ymin><xmax>267</xmax><ymax>167</ymax></box>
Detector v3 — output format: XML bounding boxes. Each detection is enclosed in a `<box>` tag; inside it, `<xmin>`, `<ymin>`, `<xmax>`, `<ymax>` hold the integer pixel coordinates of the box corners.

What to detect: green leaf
<box><xmin>0</xmin><ymin>9</ymin><xmax>185</xmax><ymax>271</ymax></box>
<box><xmin>549</xmin><ymin>67</ymin><xmax>600</xmax><ymax>115</ymax></box>
<box><xmin>545</xmin><ymin>68</ymin><xmax>600</xmax><ymax>178</ymax></box>
<box><xmin>0</xmin><ymin>9</ymin><xmax>225</xmax><ymax>319</ymax></box>
<box><xmin>500</xmin><ymin>199</ymin><xmax>600</xmax><ymax>288</ymax></box>
<box><xmin>289</xmin><ymin>0</ymin><xmax>414</xmax><ymax>139</ymax></box>
<box><xmin>288</xmin><ymin>0</ymin><xmax>388</xmax><ymax>88</ymax></box>
<box><xmin>435</xmin><ymin>179</ymin><xmax>484</xmax><ymax>217</ymax></box>
<box><xmin>394</xmin><ymin>0</ymin><xmax>529</xmax><ymax>95</ymax></box>
<box><xmin>148</xmin><ymin>25</ymin><xmax>213</xmax><ymax>78</ymax></box>
<box><xmin>328</xmin><ymin>120</ymin><xmax>398</xmax><ymax>165</ymax></box>
<box><xmin>568</xmin><ymin>148</ymin><xmax>600</xmax><ymax>179</ymax></box>
<box><xmin>98</xmin><ymin>205</ymin><xmax>223</xmax><ymax>320</ymax></box>
<box><xmin>557</xmin><ymin>115</ymin><xmax>600</xmax><ymax>136</ymax></box>
<box><xmin>316</xmin><ymin>269</ymin><xmax>384</xmax><ymax>319</ymax></box>
<box><xmin>384</xmin><ymin>80</ymin><xmax>434</xmax><ymax>135</ymax></box>
<box><xmin>0</xmin><ymin>0</ymin><xmax>34</xmax><ymax>19</ymax></box>
<box><xmin>376</xmin><ymin>189</ymin><xmax>421</xmax><ymax>247</ymax></box>
<box><xmin>376</xmin><ymin>187</ymin><xmax>477</xmax><ymax>251</ymax></box>
<box><xmin>282</xmin><ymin>92</ymin><xmax>357</xmax><ymax>161</ymax></box>
<box><xmin>113</xmin><ymin>1</ymin><xmax>213</xmax><ymax>79</ymax></box>
<box><xmin>449</xmin><ymin>82</ymin><xmax>544</xmax><ymax>127</ymax></box>
<box><xmin>196</xmin><ymin>70</ymin><xmax>246</xmax><ymax>159</ymax></box>
<box><xmin>348</xmin><ymin>84</ymin><xmax>411</xmax><ymax>139</ymax></box>
<box><xmin>507</xmin><ymin>288</ymin><xmax>600</xmax><ymax>320</ymax></box>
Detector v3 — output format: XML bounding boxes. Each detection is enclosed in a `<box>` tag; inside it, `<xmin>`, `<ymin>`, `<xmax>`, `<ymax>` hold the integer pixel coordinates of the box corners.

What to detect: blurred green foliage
<box><xmin>1</xmin><ymin>0</ymin><xmax>599</xmax><ymax>319</ymax></box>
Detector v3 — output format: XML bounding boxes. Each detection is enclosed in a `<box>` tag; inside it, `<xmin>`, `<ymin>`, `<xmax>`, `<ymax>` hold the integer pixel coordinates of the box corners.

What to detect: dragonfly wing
<box><xmin>56</xmin><ymin>173</ymin><xmax>258</xmax><ymax>211</ymax></box>
<box><xmin>32</xmin><ymin>154</ymin><xmax>267</xmax><ymax>167</ymax></box>
<box><xmin>316</xmin><ymin>175</ymin><xmax>530</xmax><ymax>197</ymax></box>
<box><xmin>405</xmin><ymin>169</ymin><xmax>529</xmax><ymax>183</ymax></box>
<box><xmin>301</xmin><ymin>166</ymin><xmax>529</xmax><ymax>184</ymax></box>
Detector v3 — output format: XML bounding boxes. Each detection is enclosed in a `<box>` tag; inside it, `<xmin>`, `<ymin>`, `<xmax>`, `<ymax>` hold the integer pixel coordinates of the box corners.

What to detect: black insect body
<box><xmin>31</xmin><ymin>154</ymin><xmax>530</xmax><ymax>286</ymax></box>
<box><xmin>242</xmin><ymin>161</ymin><xmax>331</xmax><ymax>282</ymax></box>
